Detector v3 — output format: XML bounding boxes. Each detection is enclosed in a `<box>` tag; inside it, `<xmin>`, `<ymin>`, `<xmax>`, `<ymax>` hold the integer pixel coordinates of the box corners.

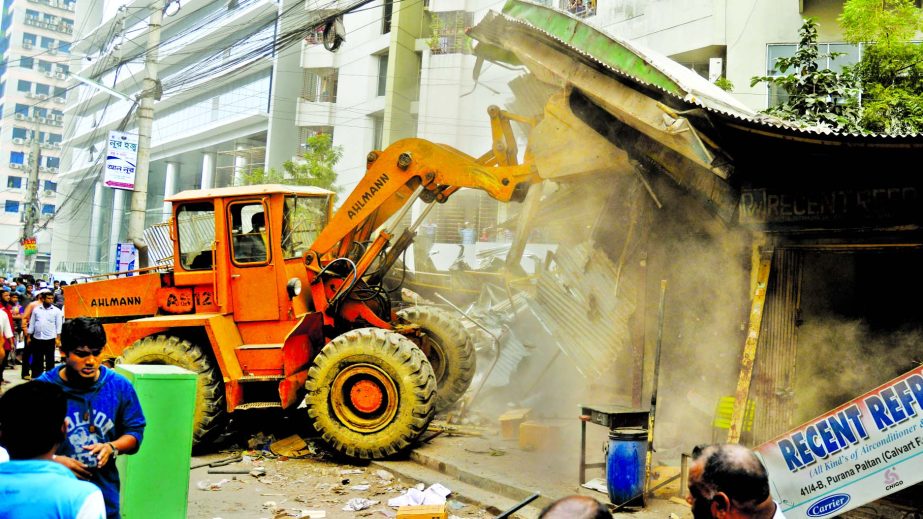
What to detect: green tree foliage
<box><xmin>839</xmin><ymin>0</ymin><xmax>923</xmax><ymax>134</ymax></box>
<box><xmin>238</xmin><ymin>133</ymin><xmax>343</xmax><ymax>192</ymax></box>
<box><xmin>751</xmin><ymin>18</ymin><xmax>862</xmax><ymax>131</ymax></box>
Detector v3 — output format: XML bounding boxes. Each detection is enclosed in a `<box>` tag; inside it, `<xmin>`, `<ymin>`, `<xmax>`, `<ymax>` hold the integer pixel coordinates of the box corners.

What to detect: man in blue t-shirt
<box><xmin>0</xmin><ymin>381</ymin><xmax>106</xmax><ymax>518</ymax></box>
<box><xmin>37</xmin><ymin>318</ymin><xmax>146</xmax><ymax>519</ymax></box>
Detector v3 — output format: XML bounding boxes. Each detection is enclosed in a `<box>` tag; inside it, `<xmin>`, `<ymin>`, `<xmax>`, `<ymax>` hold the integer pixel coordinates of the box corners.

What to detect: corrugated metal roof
<box><xmin>472</xmin><ymin>0</ymin><xmax>923</xmax><ymax>140</ymax></box>
<box><xmin>167</xmin><ymin>184</ymin><xmax>333</xmax><ymax>202</ymax></box>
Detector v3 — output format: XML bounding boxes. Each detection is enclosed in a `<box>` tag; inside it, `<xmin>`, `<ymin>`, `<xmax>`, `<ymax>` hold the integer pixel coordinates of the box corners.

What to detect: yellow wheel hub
<box><xmin>331</xmin><ymin>364</ymin><xmax>399</xmax><ymax>433</ymax></box>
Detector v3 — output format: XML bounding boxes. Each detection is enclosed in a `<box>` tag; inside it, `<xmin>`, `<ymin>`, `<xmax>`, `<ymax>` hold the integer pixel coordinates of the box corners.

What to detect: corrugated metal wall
<box><xmin>751</xmin><ymin>249</ymin><xmax>803</xmax><ymax>444</ymax></box>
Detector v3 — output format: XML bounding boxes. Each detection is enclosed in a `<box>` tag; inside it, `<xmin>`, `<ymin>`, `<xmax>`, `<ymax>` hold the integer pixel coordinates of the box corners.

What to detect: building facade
<box><xmin>52</xmin><ymin>0</ymin><xmax>304</xmax><ymax>273</ymax></box>
<box><xmin>0</xmin><ymin>0</ymin><xmax>75</xmax><ymax>274</ymax></box>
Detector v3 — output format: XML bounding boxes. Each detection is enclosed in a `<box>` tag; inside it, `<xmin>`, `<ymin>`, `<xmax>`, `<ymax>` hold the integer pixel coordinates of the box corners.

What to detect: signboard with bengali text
<box><xmin>755</xmin><ymin>365</ymin><xmax>923</xmax><ymax>518</ymax></box>
<box><xmin>104</xmin><ymin>130</ymin><xmax>138</xmax><ymax>190</ymax></box>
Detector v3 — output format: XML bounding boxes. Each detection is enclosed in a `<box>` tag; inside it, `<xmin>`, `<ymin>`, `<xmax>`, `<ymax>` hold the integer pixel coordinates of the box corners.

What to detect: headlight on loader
<box><xmin>286</xmin><ymin>277</ymin><xmax>302</xmax><ymax>299</ymax></box>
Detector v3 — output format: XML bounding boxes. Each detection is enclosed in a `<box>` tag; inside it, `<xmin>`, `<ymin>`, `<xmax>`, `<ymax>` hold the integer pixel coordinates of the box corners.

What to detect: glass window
<box><xmin>35</xmin><ymin>83</ymin><xmax>50</xmax><ymax>95</ymax></box>
<box><xmin>17</xmin><ymin>80</ymin><xmax>31</xmax><ymax>93</ymax></box>
<box><xmin>57</xmin><ymin>64</ymin><xmax>69</xmax><ymax>74</ymax></box>
<box><xmin>25</xmin><ymin>9</ymin><xmax>39</xmax><ymax>19</ymax></box>
<box><xmin>22</xmin><ymin>34</ymin><xmax>36</xmax><ymax>45</ymax></box>
<box><xmin>46</xmin><ymin>157</ymin><xmax>60</xmax><ymax>169</ymax></box>
<box><xmin>14</xmin><ymin>104</ymin><xmax>29</xmax><ymax>116</ymax></box>
<box><xmin>828</xmin><ymin>43</ymin><xmax>861</xmax><ymax>72</ymax></box>
<box><xmin>42</xmin><ymin>204</ymin><xmax>54</xmax><ymax>215</ymax></box>
<box><xmin>20</xmin><ymin>56</ymin><xmax>33</xmax><ymax>69</ymax></box>
<box><xmin>229</xmin><ymin>201</ymin><xmax>269</xmax><ymax>264</ymax></box>
<box><xmin>382</xmin><ymin>0</ymin><xmax>393</xmax><ymax>34</ymax></box>
<box><xmin>58</xmin><ymin>42</ymin><xmax>70</xmax><ymax>53</ymax></box>
<box><xmin>35</xmin><ymin>107</ymin><xmax>47</xmax><ymax>118</ymax></box>
<box><xmin>54</xmin><ymin>87</ymin><xmax>67</xmax><ymax>98</ymax></box>
<box><xmin>38</xmin><ymin>60</ymin><xmax>52</xmax><ymax>73</ymax></box>
<box><xmin>40</xmin><ymin>37</ymin><xmax>54</xmax><ymax>50</ymax></box>
<box><xmin>10</xmin><ymin>152</ymin><xmax>24</xmax><ymax>165</ymax></box>
<box><xmin>283</xmin><ymin>195</ymin><xmax>329</xmax><ymax>259</ymax></box>
<box><xmin>48</xmin><ymin>133</ymin><xmax>62</xmax><ymax>144</ymax></box>
<box><xmin>12</xmin><ymin>127</ymin><xmax>28</xmax><ymax>139</ymax></box>
<box><xmin>377</xmin><ymin>55</ymin><xmax>388</xmax><ymax>97</ymax></box>
<box><xmin>44</xmin><ymin>180</ymin><xmax>57</xmax><ymax>191</ymax></box>
<box><xmin>7</xmin><ymin>176</ymin><xmax>23</xmax><ymax>188</ymax></box>
<box><xmin>4</xmin><ymin>201</ymin><xmax>20</xmax><ymax>213</ymax></box>
<box><xmin>176</xmin><ymin>202</ymin><xmax>216</xmax><ymax>270</ymax></box>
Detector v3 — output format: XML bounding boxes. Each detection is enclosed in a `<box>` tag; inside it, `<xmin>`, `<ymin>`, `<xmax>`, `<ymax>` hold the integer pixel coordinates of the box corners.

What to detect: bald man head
<box><xmin>539</xmin><ymin>495</ymin><xmax>610</xmax><ymax>518</ymax></box>
<box><xmin>687</xmin><ymin>444</ymin><xmax>782</xmax><ymax>519</ymax></box>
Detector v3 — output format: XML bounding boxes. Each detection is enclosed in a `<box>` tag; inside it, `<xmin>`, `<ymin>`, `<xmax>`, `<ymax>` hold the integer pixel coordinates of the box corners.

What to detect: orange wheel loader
<box><xmin>64</xmin><ymin>107</ymin><xmax>540</xmax><ymax>458</ymax></box>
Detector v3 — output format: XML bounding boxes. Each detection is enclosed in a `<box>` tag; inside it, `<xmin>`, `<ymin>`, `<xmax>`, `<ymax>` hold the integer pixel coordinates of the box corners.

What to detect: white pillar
<box><xmin>88</xmin><ymin>181</ymin><xmax>104</xmax><ymax>261</ymax></box>
<box><xmin>162</xmin><ymin>161</ymin><xmax>179</xmax><ymax>219</ymax></box>
<box><xmin>110</xmin><ymin>188</ymin><xmax>126</xmax><ymax>265</ymax></box>
<box><xmin>233</xmin><ymin>144</ymin><xmax>249</xmax><ymax>186</ymax></box>
<box><xmin>200</xmin><ymin>151</ymin><xmax>216</xmax><ymax>189</ymax></box>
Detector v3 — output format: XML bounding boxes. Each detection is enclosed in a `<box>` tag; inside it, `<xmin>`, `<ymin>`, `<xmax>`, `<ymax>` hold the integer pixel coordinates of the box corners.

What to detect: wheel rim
<box><xmin>331</xmin><ymin>363</ymin><xmax>399</xmax><ymax>433</ymax></box>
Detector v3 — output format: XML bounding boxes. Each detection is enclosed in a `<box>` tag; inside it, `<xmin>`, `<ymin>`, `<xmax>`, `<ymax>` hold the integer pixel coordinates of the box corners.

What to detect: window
<box><xmin>54</xmin><ymin>87</ymin><xmax>67</xmax><ymax>99</ymax></box>
<box><xmin>40</xmin><ymin>37</ymin><xmax>54</xmax><ymax>50</ymax></box>
<box><xmin>38</xmin><ymin>60</ymin><xmax>52</xmax><ymax>73</ymax></box>
<box><xmin>4</xmin><ymin>201</ymin><xmax>20</xmax><ymax>213</ymax></box>
<box><xmin>177</xmin><ymin>202</ymin><xmax>216</xmax><ymax>270</ymax></box>
<box><xmin>42</xmin><ymin>13</ymin><xmax>55</xmax><ymax>24</ymax></box>
<box><xmin>283</xmin><ymin>195</ymin><xmax>329</xmax><ymax>259</ymax></box>
<box><xmin>34</xmin><ymin>107</ymin><xmax>48</xmax><ymax>118</ymax></box>
<box><xmin>303</xmin><ymin>69</ymin><xmax>338</xmax><ymax>103</ymax></box>
<box><xmin>377</xmin><ymin>54</ymin><xmax>389</xmax><ymax>97</ymax></box>
<box><xmin>14</xmin><ymin>104</ymin><xmax>29</xmax><ymax>116</ymax></box>
<box><xmin>7</xmin><ymin>176</ymin><xmax>23</xmax><ymax>189</ymax></box>
<box><xmin>17</xmin><ymin>80</ymin><xmax>31</xmax><ymax>93</ymax></box>
<box><xmin>372</xmin><ymin>115</ymin><xmax>384</xmax><ymax>150</ymax></box>
<box><xmin>41</xmin><ymin>204</ymin><xmax>54</xmax><ymax>215</ymax></box>
<box><xmin>20</xmin><ymin>57</ymin><xmax>34</xmax><ymax>69</ymax></box>
<box><xmin>35</xmin><ymin>83</ymin><xmax>50</xmax><ymax>95</ymax></box>
<box><xmin>9</xmin><ymin>152</ymin><xmax>24</xmax><ymax>166</ymax></box>
<box><xmin>45</xmin><ymin>157</ymin><xmax>60</xmax><ymax>169</ymax></box>
<box><xmin>48</xmin><ymin>133</ymin><xmax>62</xmax><ymax>144</ymax></box>
<box><xmin>382</xmin><ymin>0</ymin><xmax>393</xmax><ymax>34</ymax></box>
<box><xmin>429</xmin><ymin>11</ymin><xmax>475</xmax><ymax>55</ymax></box>
<box><xmin>229</xmin><ymin>202</ymin><xmax>269</xmax><ymax>264</ymax></box>
<box><xmin>25</xmin><ymin>9</ymin><xmax>39</xmax><ymax>19</ymax></box>
<box><xmin>58</xmin><ymin>42</ymin><xmax>70</xmax><ymax>53</ymax></box>
<box><xmin>22</xmin><ymin>34</ymin><xmax>36</xmax><ymax>46</ymax></box>
<box><xmin>56</xmin><ymin>64</ymin><xmax>69</xmax><ymax>75</ymax></box>
<box><xmin>12</xmin><ymin>128</ymin><xmax>28</xmax><ymax>140</ymax></box>
<box><xmin>44</xmin><ymin>180</ymin><xmax>57</xmax><ymax>191</ymax></box>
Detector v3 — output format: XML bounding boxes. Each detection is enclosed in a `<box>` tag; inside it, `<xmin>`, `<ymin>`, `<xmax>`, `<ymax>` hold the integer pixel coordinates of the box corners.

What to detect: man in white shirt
<box><xmin>26</xmin><ymin>290</ymin><xmax>63</xmax><ymax>379</ymax></box>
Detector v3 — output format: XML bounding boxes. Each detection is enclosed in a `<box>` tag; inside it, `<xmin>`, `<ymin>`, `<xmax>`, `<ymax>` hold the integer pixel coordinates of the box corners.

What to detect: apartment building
<box><xmin>299</xmin><ymin>0</ymin><xmax>861</xmax><ymax>250</ymax></box>
<box><xmin>0</xmin><ymin>0</ymin><xmax>75</xmax><ymax>274</ymax></box>
<box><xmin>52</xmin><ymin>0</ymin><xmax>304</xmax><ymax>272</ymax></box>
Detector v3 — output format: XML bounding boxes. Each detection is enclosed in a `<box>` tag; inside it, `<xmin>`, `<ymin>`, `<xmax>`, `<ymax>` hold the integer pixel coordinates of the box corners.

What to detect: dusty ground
<box><xmin>187</xmin><ymin>452</ymin><xmax>491</xmax><ymax>519</ymax></box>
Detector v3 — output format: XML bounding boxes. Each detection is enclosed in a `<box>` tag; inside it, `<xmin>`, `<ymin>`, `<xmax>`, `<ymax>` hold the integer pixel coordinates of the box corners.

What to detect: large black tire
<box><xmin>398</xmin><ymin>306</ymin><xmax>474</xmax><ymax>412</ymax></box>
<box><xmin>120</xmin><ymin>335</ymin><xmax>226</xmax><ymax>448</ymax></box>
<box><xmin>304</xmin><ymin>328</ymin><xmax>436</xmax><ymax>459</ymax></box>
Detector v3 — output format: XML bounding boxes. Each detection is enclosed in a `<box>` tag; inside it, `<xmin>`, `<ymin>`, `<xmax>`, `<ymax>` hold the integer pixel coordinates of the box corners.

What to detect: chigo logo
<box><xmin>883</xmin><ymin>468</ymin><xmax>903</xmax><ymax>491</ymax></box>
<box><xmin>807</xmin><ymin>494</ymin><xmax>850</xmax><ymax>517</ymax></box>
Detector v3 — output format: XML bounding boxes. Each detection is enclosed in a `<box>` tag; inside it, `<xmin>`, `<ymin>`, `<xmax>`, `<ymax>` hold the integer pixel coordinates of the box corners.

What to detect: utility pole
<box><xmin>15</xmin><ymin>117</ymin><xmax>42</xmax><ymax>274</ymax></box>
<box><xmin>126</xmin><ymin>0</ymin><xmax>165</xmax><ymax>267</ymax></box>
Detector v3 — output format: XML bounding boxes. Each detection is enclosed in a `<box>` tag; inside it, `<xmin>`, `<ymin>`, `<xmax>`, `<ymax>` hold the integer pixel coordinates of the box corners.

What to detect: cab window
<box><xmin>176</xmin><ymin>202</ymin><xmax>215</xmax><ymax>271</ymax></box>
<box><xmin>229</xmin><ymin>201</ymin><xmax>269</xmax><ymax>265</ymax></box>
<box><xmin>283</xmin><ymin>195</ymin><xmax>329</xmax><ymax>259</ymax></box>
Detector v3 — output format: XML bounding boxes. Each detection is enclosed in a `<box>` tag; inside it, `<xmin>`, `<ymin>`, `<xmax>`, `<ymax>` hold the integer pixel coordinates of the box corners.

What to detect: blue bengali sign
<box><xmin>105</xmin><ymin>130</ymin><xmax>138</xmax><ymax>190</ymax></box>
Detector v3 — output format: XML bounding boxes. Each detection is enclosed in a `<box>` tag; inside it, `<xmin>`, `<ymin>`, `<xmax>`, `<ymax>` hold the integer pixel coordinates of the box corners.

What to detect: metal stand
<box><xmin>578</xmin><ymin>404</ymin><xmax>649</xmax><ymax>484</ymax></box>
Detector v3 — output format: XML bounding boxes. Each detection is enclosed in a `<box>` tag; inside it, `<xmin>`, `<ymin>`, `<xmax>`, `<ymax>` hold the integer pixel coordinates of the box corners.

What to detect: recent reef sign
<box><xmin>755</xmin><ymin>365</ymin><xmax>923</xmax><ymax>518</ymax></box>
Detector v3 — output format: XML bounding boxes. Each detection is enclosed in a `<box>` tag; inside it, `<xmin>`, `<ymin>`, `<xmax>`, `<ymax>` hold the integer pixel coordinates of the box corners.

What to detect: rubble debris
<box><xmin>395</xmin><ymin>504</ymin><xmax>448</xmax><ymax>519</ymax></box>
<box><xmin>196</xmin><ymin>479</ymin><xmax>231</xmax><ymax>491</ymax></box>
<box><xmin>342</xmin><ymin>498</ymin><xmax>379</xmax><ymax>511</ymax></box>
<box><xmin>518</xmin><ymin>421</ymin><xmax>562</xmax><ymax>451</ymax></box>
<box><xmin>374</xmin><ymin>469</ymin><xmax>394</xmax><ymax>481</ymax></box>
<box><xmin>499</xmin><ymin>408</ymin><xmax>532</xmax><ymax>439</ymax></box>
<box><xmin>250</xmin><ymin>467</ymin><xmax>268</xmax><ymax>477</ymax></box>
<box><xmin>350</xmin><ymin>484</ymin><xmax>371</xmax><ymax>491</ymax></box>
<box><xmin>270</xmin><ymin>435</ymin><xmax>313</xmax><ymax>458</ymax></box>
<box><xmin>340</xmin><ymin>468</ymin><xmax>364</xmax><ymax>475</ymax></box>
<box><xmin>388</xmin><ymin>484</ymin><xmax>451</xmax><ymax>507</ymax></box>
<box><xmin>580</xmin><ymin>478</ymin><xmax>608</xmax><ymax>494</ymax></box>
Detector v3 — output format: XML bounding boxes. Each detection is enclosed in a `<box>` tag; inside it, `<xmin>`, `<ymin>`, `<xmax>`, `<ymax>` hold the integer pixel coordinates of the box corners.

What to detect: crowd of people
<box><xmin>1</xmin><ymin>276</ymin><xmax>67</xmax><ymax>389</ymax></box>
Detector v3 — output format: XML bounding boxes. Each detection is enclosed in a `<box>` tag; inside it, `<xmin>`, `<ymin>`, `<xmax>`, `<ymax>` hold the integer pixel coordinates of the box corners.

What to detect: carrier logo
<box><xmin>806</xmin><ymin>494</ymin><xmax>850</xmax><ymax>517</ymax></box>
<box><xmin>884</xmin><ymin>468</ymin><xmax>903</xmax><ymax>491</ymax></box>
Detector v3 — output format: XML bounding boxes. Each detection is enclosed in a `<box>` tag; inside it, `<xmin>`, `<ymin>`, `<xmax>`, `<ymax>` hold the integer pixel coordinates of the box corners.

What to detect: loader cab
<box><xmin>167</xmin><ymin>185</ymin><xmax>334</xmax><ymax>332</ymax></box>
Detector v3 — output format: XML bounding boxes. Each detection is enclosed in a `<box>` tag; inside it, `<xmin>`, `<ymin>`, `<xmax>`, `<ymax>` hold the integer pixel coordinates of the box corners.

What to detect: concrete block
<box><xmin>396</xmin><ymin>504</ymin><xmax>448</xmax><ymax>519</ymax></box>
<box><xmin>499</xmin><ymin>408</ymin><xmax>532</xmax><ymax>439</ymax></box>
<box><xmin>518</xmin><ymin>421</ymin><xmax>561</xmax><ymax>451</ymax></box>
